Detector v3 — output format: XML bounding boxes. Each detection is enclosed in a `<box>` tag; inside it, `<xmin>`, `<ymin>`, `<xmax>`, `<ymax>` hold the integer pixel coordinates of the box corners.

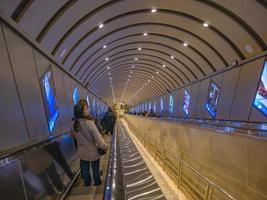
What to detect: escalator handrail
<box><xmin>103</xmin><ymin>132</ymin><xmax>116</xmax><ymax>200</ymax></box>
<box><xmin>0</xmin><ymin>132</ymin><xmax>70</xmax><ymax>166</ymax></box>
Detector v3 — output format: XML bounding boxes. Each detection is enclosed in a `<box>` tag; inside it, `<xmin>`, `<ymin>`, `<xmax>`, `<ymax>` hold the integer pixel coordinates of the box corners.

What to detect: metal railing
<box><xmin>127</xmin><ymin>121</ymin><xmax>236</xmax><ymax>200</ymax></box>
<box><xmin>0</xmin><ymin>132</ymin><xmax>70</xmax><ymax>167</ymax></box>
<box><xmin>127</xmin><ymin>115</ymin><xmax>267</xmax><ymax>139</ymax></box>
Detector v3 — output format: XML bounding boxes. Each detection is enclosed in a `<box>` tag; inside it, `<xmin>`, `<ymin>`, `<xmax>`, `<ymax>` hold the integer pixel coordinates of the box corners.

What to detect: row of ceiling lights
<box><xmin>127</xmin><ymin>23</ymin><xmax>210</xmax><ymax>103</ymax></box>
<box><xmin>128</xmin><ymin>73</ymin><xmax>153</xmax><ymax>103</ymax></box>
<box><xmin>102</xmin><ymin>37</ymin><xmax>191</xmax><ymax>62</ymax></box>
<box><xmin>102</xmin><ymin>23</ymin><xmax>210</xmax><ymax>71</ymax></box>
<box><xmin>98</xmin><ymin>8</ymin><xmax>158</xmax><ymax>30</ymax></box>
<box><xmin>109</xmin><ymin>74</ymin><xmax>116</xmax><ymax>103</ymax></box>
<box><xmin>120</xmin><ymin>68</ymin><xmax>134</xmax><ymax>101</ymax></box>
<box><xmin>60</xmin><ymin>6</ymin><xmax>253</xmax><ymax>104</ymax></box>
<box><xmin>98</xmin><ymin>8</ymin><xmax>210</xmax><ymax>103</ymax></box>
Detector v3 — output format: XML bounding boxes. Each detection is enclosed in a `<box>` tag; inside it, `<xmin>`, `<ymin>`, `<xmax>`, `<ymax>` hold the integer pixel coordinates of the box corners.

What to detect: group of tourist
<box><xmin>130</xmin><ymin>109</ymin><xmax>157</xmax><ymax>117</ymax></box>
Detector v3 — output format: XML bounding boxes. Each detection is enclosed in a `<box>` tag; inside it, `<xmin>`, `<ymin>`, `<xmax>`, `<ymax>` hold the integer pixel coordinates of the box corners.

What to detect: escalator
<box><xmin>0</xmin><ymin>122</ymin><xmax>166</xmax><ymax>200</ymax></box>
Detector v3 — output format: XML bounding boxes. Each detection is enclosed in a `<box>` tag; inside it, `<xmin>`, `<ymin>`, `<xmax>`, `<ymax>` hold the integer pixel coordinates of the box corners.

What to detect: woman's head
<box><xmin>73</xmin><ymin>100</ymin><xmax>94</xmax><ymax>132</ymax></box>
<box><xmin>74</xmin><ymin>99</ymin><xmax>89</xmax><ymax>119</ymax></box>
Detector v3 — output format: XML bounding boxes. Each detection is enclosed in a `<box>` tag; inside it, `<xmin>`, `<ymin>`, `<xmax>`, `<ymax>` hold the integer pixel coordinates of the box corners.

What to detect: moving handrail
<box><xmin>0</xmin><ymin>132</ymin><xmax>70</xmax><ymax>167</ymax></box>
<box><xmin>103</xmin><ymin>124</ymin><xmax>126</xmax><ymax>200</ymax></box>
<box><xmin>129</xmin><ymin>115</ymin><xmax>267</xmax><ymax>139</ymax></box>
<box><xmin>103</xmin><ymin>131</ymin><xmax>116</xmax><ymax>200</ymax></box>
<box><xmin>0</xmin><ymin>132</ymin><xmax>78</xmax><ymax>200</ymax></box>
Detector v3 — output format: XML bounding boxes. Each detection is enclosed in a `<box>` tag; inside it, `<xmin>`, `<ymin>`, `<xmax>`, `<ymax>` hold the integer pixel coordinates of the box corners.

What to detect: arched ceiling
<box><xmin>1</xmin><ymin>0</ymin><xmax>267</xmax><ymax>106</ymax></box>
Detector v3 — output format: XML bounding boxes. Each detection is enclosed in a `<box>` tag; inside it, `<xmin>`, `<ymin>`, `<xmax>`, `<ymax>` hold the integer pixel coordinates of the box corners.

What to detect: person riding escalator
<box><xmin>103</xmin><ymin>107</ymin><xmax>116</xmax><ymax>135</ymax></box>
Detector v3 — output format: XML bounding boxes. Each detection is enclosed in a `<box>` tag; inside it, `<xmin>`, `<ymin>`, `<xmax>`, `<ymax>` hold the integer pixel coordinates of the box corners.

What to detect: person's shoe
<box><xmin>84</xmin><ymin>183</ymin><xmax>91</xmax><ymax>187</ymax></box>
<box><xmin>94</xmin><ymin>182</ymin><xmax>102</xmax><ymax>186</ymax></box>
<box><xmin>94</xmin><ymin>177</ymin><xmax>103</xmax><ymax>186</ymax></box>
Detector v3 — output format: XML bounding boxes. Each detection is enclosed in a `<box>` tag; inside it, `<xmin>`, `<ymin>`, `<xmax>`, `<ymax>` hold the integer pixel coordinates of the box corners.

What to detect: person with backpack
<box><xmin>71</xmin><ymin>100</ymin><xmax>107</xmax><ymax>186</ymax></box>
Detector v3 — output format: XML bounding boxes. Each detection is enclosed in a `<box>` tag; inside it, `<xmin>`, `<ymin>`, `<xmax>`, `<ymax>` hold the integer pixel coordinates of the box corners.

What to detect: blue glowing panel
<box><xmin>153</xmin><ymin>101</ymin><xmax>157</xmax><ymax>112</ymax></box>
<box><xmin>160</xmin><ymin>98</ymin><xmax>164</xmax><ymax>112</ymax></box>
<box><xmin>148</xmin><ymin>102</ymin><xmax>151</xmax><ymax>111</ymax></box>
<box><xmin>183</xmin><ymin>90</ymin><xmax>190</xmax><ymax>117</ymax></box>
<box><xmin>97</xmin><ymin>101</ymin><xmax>100</xmax><ymax>116</ymax></box>
<box><xmin>169</xmin><ymin>95</ymin><xmax>174</xmax><ymax>114</ymax></box>
<box><xmin>93</xmin><ymin>98</ymin><xmax>96</xmax><ymax>114</ymax></box>
<box><xmin>205</xmin><ymin>81</ymin><xmax>221</xmax><ymax>118</ymax></box>
<box><xmin>41</xmin><ymin>70</ymin><xmax>59</xmax><ymax>133</ymax></box>
<box><xmin>72</xmin><ymin>87</ymin><xmax>79</xmax><ymax>105</ymax></box>
<box><xmin>254</xmin><ymin>60</ymin><xmax>267</xmax><ymax>116</ymax></box>
<box><xmin>145</xmin><ymin>102</ymin><xmax>148</xmax><ymax>111</ymax></box>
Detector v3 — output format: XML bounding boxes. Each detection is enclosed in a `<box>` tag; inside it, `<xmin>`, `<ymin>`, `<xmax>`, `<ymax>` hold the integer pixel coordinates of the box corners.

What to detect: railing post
<box><xmin>163</xmin><ymin>150</ymin><xmax>167</xmax><ymax>170</ymax></box>
<box><xmin>177</xmin><ymin>161</ymin><xmax>182</xmax><ymax>189</ymax></box>
<box><xmin>205</xmin><ymin>185</ymin><xmax>214</xmax><ymax>200</ymax></box>
<box><xmin>148</xmin><ymin>132</ymin><xmax>152</xmax><ymax>154</ymax></box>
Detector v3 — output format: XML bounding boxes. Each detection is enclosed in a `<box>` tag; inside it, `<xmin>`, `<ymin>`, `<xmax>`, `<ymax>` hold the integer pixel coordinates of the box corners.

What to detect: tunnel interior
<box><xmin>0</xmin><ymin>1</ymin><xmax>267</xmax><ymax>200</ymax></box>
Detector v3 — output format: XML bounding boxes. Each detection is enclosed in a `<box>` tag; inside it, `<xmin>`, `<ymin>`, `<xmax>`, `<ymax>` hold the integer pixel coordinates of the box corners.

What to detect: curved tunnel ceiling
<box><xmin>1</xmin><ymin>0</ymin><xmax>267</xmax><ymax>106</ymax></box>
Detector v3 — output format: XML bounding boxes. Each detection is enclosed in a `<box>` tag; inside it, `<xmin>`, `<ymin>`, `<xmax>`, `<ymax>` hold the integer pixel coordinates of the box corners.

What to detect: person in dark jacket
<box><xmin>148</xmin><ymin>109</ymin><xmax>157</xmax><ymax>117</ymax></box>
<box><xmin>103</xmin><ymin>107</ymin><xmax>116</xmax><ymax>135</ymax></box>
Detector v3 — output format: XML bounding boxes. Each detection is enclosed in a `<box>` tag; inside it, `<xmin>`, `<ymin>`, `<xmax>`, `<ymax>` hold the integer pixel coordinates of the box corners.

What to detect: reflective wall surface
<box><xmin>125</xmin><ymin>115</ymin><xmax>267</xmax><ymax>200</ymax></box>
<box><xmin>0</xmin><ymin>134</ymin><xmax>78</xmax><ymax>200</ymax></box>
<box><xmin>0</xmin><ymin>21</ymin><xmax>107</xmax><ymax>155</ymax></box>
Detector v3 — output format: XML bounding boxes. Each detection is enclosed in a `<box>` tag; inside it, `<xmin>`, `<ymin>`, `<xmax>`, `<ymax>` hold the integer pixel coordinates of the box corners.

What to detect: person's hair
<box><xmin>73</xmin><ymin>99</ymin><xmax>94</xmax><ymax>131</ymax></box>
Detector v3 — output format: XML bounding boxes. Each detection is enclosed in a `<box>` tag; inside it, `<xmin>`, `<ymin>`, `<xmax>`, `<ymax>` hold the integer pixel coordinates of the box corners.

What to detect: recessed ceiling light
<box><xmin>110</xmin><ymin>77</ymin><xmax>112</xmax><ymax>80</ymax></box>
<box><xmin>129</xmin><ymin>76</ymin><xmax>131</xmax><ymax>78</ymax></box>
<box><xmin>171</xmin><ymin>55</ymin><xmax>174</xmax><ymax>59</ymax></box>
<box><xmin>162</xmin><ymin>64</ymin><xmax>166</xmax><ymax>68</ymax></box>
<box><xmin>156</xmin><ymin>71</ymin><xmax>159</xmax><ymax>74</ymax></box>
<box><xmin>138</xmin><ymin>48</ymin><xmax>142</xmax><ymax>51</ymax></box>
<box><xmin>183</xmin><ymin>43</ymin><xmax>188</xmax><ymax>47</ymax></box>
<box><xmin>152</xmin><ymin>76</ymin><xmax>154</xmax><ymax>79</ymax></box>
<box><xmin>108</xmin><ymin>72</ymin><xmax>111</xmax><ymax>75</ymax></box>
<box><xmin>107</xmin><ymin>66</ymin><xmax>110</xmax><ymax>69</ymax></box>
<box><xmin>151</xmin><ymin>8</ymin><xmax>157</xmax><ymax>13</ymax></box>
<box><xmin>145</xmin><ymin>83</ymin><xmax>147</xmax><ymax>85</ymax></box>
<box><xmin>98</xmin><ymin>23</ymin><xmax>104</xmax><ymax>29</ymax></box>
<box><xmin>130</xmin><ymin>71</ymin><xmax>133</xmax><ymax>73</ymax></box>
<box><xmin>134</xmin><ymin>58</ymin><xmax>138</xmax><ymax>61</ymax></box>
<box><xmin>143</xmin><ymin>33</ymin><xmax>148</xmax><ymax>36</ymax></box>
<box><xmin>103</xmin><ymin>45</ymin><xmax>107</xmax><ymax>49</ymax></box>
<box><xmin>231</xmin><ymin>60</ymin><xmax>238</xmax><ymax>66</ymax></box>
<box><xmin>148</xmin><ymin>79</ymin><xmax>151</xmax><ymax>83</ymax></box>
<box><xmin>105</xmin><ymin>57</ymin><xmax>109</xmax><ymax>61</ymax></box>
<box><xmin>245</xmin><ymin>44</ymin><xmax>253</xmax><ymax>53</ymax></box>
<box><xmin>132</xmin><ymin>65</ymin><xmax>135</xmax><ymax>68</ymax></box>
<box><xmin>203</xmin><ymin>23</ymin><xmax>209</xmax><ymax>27</ymax></box>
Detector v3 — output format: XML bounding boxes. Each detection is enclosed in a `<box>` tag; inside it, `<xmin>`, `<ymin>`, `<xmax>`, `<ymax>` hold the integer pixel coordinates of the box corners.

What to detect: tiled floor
<box><xmin>66</xmin><ymin>135</ymin><xmax>112</xmax><ymax>200</ymax></box>
<box><xmin>122</xmin><ymin>119</ymin><xmax>187</xmax><ymax>200</ymax></box>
